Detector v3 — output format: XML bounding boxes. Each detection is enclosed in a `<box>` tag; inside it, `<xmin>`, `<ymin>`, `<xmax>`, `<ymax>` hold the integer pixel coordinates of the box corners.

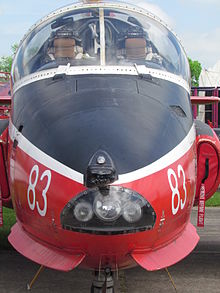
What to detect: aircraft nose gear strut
<box><xmin>91</xmin><ymin>268</ymin><xmax>114</xmax><ymax>293</ymax></box>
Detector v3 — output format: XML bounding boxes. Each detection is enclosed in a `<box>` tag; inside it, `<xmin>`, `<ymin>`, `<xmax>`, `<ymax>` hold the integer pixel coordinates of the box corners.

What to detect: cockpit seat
<box><xmin>125</xmin><ymin>38</ymin><xmax>146</xmax><ymax>60</ymax></box>
<box><xmin>54</xmin><ymin>38</ymin><xmax>76</xmax><ymax>59</ymax></box>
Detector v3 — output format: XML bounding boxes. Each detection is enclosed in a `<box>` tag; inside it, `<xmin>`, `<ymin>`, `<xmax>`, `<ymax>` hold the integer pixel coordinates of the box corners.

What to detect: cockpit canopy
<box><xmin>12</xmin><ymin>1</ymin><xmax>190</xmax><ymax>84</ymax></box>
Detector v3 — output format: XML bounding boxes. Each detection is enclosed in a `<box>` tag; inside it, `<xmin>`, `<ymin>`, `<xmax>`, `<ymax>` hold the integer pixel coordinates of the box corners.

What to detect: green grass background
<box><xmin>0</xmin><ymin>207</ymin><xmax>16</xmax><ymax>249</ymax></box>
<box><xmin>206</xmin><ymin>191</ymin><xmax>220</xmax><ymax>207</ymax></box>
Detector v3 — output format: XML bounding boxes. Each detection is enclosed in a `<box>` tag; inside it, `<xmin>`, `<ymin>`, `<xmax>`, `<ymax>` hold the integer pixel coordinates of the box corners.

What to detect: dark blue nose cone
<box><xmin>13</xmin><ymin>75</ymin><xmax>193</xmax><ymax>175</ymax></box>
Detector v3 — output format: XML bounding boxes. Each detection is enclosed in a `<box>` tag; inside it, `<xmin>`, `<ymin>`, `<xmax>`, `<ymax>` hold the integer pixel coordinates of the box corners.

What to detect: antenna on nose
<box><xmin>84</xmin><ymin>150</ymin><xmax>118</xmax><ymax>188</ymax></box>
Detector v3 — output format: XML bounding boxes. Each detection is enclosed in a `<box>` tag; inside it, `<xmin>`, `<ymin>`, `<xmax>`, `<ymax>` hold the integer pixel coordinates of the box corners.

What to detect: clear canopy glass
<box><xmin>12</xmin><ymin>2</ymin><xmax>190</xmax><ymax>84</ymax></box>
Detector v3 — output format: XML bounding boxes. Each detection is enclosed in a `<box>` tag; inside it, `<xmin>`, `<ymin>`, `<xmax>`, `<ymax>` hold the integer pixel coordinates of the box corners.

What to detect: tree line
<box><xmin>0</xmin><ymin>44</ymin><xmax>18</xmax><ymax>73</ymax></box>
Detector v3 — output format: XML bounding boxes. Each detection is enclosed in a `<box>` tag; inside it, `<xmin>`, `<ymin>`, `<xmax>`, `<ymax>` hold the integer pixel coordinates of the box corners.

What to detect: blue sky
<box><xmin>0</xmin><ymin>0</ymin><xmax>220</xmax><ymax>69</ymax></box>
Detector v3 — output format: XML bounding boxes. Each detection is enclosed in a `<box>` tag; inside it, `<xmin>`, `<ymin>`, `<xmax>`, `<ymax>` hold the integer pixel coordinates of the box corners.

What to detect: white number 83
<box><xmin>27</xmin><ymin>165</ymin><xmax>51</xmax><ymax>217</ymax></box>
<box><xmin>167</xmin><ymin>165</ymin><xmax>187</xmax><ymax>215</ymax></box>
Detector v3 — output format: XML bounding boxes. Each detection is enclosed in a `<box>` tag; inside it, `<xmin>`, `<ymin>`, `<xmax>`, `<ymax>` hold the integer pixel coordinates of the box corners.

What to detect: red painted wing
<box><xmin>131</xmin><ymin>223</ymin><xmax>199</xmax><ymax>271</ymax></box>
<box><xmin>9</xmin><ymin>223</ymin><xmax>86</xmax><ymax>271</ymax></box>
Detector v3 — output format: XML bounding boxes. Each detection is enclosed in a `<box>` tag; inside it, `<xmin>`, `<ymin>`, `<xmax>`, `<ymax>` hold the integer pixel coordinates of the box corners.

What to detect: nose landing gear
<box><xmin>91</xmin><ymin>268</ymin><xmax>115</xmax><ymax>293</ymax></box>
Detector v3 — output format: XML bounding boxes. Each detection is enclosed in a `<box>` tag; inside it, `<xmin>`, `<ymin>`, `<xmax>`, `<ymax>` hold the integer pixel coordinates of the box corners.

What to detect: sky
<box><xmin>0</xmin><ymin>0</ymin><xmax>220</xmax><ymax>69</ymax></box>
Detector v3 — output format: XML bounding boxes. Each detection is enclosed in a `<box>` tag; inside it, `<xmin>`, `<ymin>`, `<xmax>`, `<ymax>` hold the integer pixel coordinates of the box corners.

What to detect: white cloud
<box><xmin>181</xmin><ymin>27</ymin><xmax>220</xmax><ymax>68</ymax></box>
<box><xmin>184</xmin><ymin>0</ymin><xmax>220</xmax><ymax>3</ymax></box>
<box><xmin>178</xmin><ymin>0</ymin><xmax>220</xmax><ymax>10</ymax></box>
<box><xmin>178</xmin><ymin>0</ymin><xmax>220</xmax><ymax>5</ymax></box>
<box><xmin>126</xmin><ymin>1</ymin><xmax>174</xmax><ymax>27</ymax></box>
<box><xmin>0</xmin><ymin>21</ymin><xmax>30</xmax><ymax>40</ymax></box>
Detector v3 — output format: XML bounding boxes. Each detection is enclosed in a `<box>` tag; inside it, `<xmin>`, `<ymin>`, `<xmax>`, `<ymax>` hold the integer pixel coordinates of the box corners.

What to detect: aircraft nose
<box><xmin>43</xmin><ymin>91</ymin><xmax>191</xmax><ymax>176</ymax></box>
<box><xmin>13</xmin><ymin>76</ymin><xmax>192</xmax><ymax>178</ymax></box>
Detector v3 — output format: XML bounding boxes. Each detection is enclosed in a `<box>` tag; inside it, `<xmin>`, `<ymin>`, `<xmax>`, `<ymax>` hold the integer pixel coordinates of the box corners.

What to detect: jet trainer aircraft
<box><xmin>1</xmin><ymin>1</ymin><xmax>220</xmax><ymax>292</ymax></box>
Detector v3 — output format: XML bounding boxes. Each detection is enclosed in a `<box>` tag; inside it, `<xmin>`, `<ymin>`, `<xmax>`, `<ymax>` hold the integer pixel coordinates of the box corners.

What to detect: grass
<box><xmin>206</xmin><ymin>191</ymin><xmax>220</xmax><ymax>207</ymax></box>
<box><xmin>0</xmin><ymin>207</ymin><xmax>16</xmax><ymax>249</ymax></box>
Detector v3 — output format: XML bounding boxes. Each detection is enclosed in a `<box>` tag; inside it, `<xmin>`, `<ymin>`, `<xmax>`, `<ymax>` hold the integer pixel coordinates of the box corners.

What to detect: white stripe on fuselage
<box><xmin>9</xmin><ymin>121</ymin><xmax>196</xmax><ymax>185</ymax></box>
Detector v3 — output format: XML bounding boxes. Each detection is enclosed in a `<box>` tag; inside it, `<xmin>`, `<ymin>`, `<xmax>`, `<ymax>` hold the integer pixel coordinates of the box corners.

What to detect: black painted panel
<box><xmin>13</xmin><ymin>75</ymin><xmax>193</xmax><ymax>174</ymax></box>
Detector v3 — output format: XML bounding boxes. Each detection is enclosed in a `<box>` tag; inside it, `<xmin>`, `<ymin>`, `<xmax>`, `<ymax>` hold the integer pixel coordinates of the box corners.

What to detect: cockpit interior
<box><xmin>12</xmin><ymin>3</ymin><xmax>190</xmax><ymax>83</ymax></box>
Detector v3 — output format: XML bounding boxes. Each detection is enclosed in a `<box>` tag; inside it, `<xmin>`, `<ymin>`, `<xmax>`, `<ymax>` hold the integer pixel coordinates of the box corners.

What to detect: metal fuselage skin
<box><xmin>8</xmin><ymin>74</ymin><xmax>196</xmax><ymax>270</ymax></box>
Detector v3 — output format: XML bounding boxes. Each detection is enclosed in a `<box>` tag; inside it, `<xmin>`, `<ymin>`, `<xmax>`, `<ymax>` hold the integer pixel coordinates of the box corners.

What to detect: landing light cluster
<box><xmin>74</xmin><ymin>187</ymin><xmax>143</xmax><ymax>223</ymax></box>
<box><xmin>61</xmin><ymin>186</ymin><xmax>156</xmax><ymax>235</ymax></box>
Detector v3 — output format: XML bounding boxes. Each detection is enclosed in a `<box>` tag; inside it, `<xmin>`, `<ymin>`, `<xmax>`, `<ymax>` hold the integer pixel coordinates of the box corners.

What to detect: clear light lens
<box><xmin>94</xmin><ymin>195</ymin><xmax>122</xmax><ymax>222</ymax></box>
<box><xmin>123</xmin><ymin>202</ymin><xmax>142</xmax><ymax>223</ymax></box>
<box><xmin>61</xmin><ymin>186</ymin><xmax>156</xmax><ymax>234</ymax></box>
<box><xmin>74</xmin><ymin>202</ymin><xmax>93</xmax><ymax>222</ymax></box>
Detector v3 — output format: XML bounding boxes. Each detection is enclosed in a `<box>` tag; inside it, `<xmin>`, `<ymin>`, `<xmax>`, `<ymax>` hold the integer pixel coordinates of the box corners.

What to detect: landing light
<box><xmin>123</xmin><ymin>202</ymin><xmax>142</xmax><ymax>223</ymax></box>
<box><xmin>94</xmin><ymin>195</ymin><xmax>122</xmax><ymax>222</ymax></box>
<box><xmin>61</xmin><ymin>186</ymin><xmax>156</xmax><ymax>235</ymax></box>
<box><xmin>74</xmin><ymin>202</ymin><xmax>93</xmax><ymax>222</ymax></box>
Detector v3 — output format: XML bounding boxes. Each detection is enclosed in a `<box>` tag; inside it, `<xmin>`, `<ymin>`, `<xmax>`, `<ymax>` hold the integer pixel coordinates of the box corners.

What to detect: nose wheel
<box><xmin>91</xmin><ymin>268</ymin><xmax>114</xmax><ymax>293</ymax></box>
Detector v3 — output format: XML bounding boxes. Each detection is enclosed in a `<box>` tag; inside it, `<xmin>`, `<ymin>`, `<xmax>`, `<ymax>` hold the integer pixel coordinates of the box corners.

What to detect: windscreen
<box><xmin>12</xmin><ymin>5</ymin><xmax>190</xmax><ymax>84</ymax></box>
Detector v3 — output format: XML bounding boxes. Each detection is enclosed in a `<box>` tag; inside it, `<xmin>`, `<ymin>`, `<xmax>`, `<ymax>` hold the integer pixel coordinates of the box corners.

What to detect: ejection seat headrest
<box><xmin>54</xmin><ymin>38</ymin><xmax>76</xmax><ymax>58</ymax></box>
<box><xmin>125</xmin><ymin>38</ymin><xmax>146</xmax><ymax>60</ymax></box>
